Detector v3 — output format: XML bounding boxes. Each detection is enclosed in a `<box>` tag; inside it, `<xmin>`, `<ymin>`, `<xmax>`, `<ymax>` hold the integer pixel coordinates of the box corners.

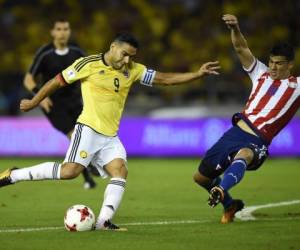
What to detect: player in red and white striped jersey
<box><xmin>193</xmin><ymin>14</ymin><xmax>300</xmax><ymax>224</ymax></box>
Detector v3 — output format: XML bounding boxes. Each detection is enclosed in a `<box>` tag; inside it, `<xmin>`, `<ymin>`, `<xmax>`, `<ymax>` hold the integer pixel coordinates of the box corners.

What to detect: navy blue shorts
<box><xmin>198</xmin><ymin>125</ymin><xmax>268</xmax><ymax>179</ymax></box>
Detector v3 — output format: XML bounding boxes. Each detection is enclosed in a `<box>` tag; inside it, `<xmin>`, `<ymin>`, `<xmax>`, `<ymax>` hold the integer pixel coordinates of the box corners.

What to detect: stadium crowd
<box><xmin>0</xmin><ymin>0</ymin><xmax>300</xmax><ymax>115</ymax></box>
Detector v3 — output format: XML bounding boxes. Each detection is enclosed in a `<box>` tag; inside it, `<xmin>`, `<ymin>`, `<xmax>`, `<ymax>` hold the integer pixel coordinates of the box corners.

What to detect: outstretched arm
<box><xmin>222</xmin><ymin>14</ymin><xmax>255</xmax><ymax>69</ymax></box>
<box><xmin>153</xmin><ymin>61</ymin><xmax>220</xmax><ymax>86</ymax></box>
<box><xmin>23</xmin><ymin>73</ymin><xmax>53</xmax><ymax>113</ymax></box>
<box><xmin>20</xmin><ymin>75</ymin><xmax>63</xmax><ymax>112</ymax></box>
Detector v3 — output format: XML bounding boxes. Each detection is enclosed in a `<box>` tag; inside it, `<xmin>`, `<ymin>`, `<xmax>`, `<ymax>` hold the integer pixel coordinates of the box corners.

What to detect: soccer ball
<box><xmin>64</xmin><ymin>204</ymin><xmax>95</xmax><ymax>232</ymax></box>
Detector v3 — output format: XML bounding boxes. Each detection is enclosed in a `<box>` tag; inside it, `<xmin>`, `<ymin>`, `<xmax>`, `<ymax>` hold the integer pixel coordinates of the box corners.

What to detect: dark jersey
<box><xmin>28</xmin><ymin>43</ymin><xmax>85</xmax><ymax>104</ymax></box>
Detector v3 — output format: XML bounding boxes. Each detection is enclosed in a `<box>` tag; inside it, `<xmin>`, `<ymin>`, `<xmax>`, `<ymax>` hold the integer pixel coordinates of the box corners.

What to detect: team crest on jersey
<box><xmin>99</xmin><ymin>70</ymin><xmax>105</xmax><ymax>75</ymax></box>
<box><xmin>123</xmin><ymin>70</ymin><xmax>130</xmax><ymax>78</ymax></box>
<box><xmin>80</xmin><ymin>150</ymin><xmax>88</xmax><ymax>159</ymax></box>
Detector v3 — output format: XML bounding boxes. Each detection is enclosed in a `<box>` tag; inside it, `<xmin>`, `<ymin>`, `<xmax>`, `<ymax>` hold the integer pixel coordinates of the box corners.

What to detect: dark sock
<box><xmin>82</xmin><ymin>168</ymin><xmax>95</xmax><ymax>184</ymax></box>
<box><xmin>87</xmin><ymin>164</ymin><xmax>100</xmax><ymax>176</ymax></box>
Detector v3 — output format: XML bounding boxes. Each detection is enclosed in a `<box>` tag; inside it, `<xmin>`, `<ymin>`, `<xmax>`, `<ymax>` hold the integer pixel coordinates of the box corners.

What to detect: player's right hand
<box><xmin>39</xmin><ymin>97</ymin><xmax>53</xmax><ymax>113</ymax></box>
<box><xmin>222</xmin><ymin>14</ymin><xmax>239</xmax><ymax>29</ymax></box>
<box><xmin>20</xmin><ymin>99</ymin><xmax>38</xmax><ymax>112</ymax></box>
<box><xmin>198</xmin><ymin>61</ymin><xmax>220</xmax><ymax>76</ymax></box>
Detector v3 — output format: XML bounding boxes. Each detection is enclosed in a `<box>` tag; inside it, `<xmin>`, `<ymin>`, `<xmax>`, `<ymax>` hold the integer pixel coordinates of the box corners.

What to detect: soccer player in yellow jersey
<box><xmin>0</xmin><ymin>32</ymin><xmax>220</xmax><ymax>231</ymax></box>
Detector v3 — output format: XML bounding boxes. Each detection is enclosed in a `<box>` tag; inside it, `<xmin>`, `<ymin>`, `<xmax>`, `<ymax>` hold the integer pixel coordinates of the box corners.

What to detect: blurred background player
<box><xmin>23</xmin><ymin>18</ymin><xmax>96</xmax><ymax>189</ymax></box>
<box><xmin>0</xmin><ymin>32</ymin><xmax>220</xmax><ymax>230</ymax></box>
<box><xmin>193</xmin><ymin>14</ymin><xmax>300</xmax><ymax>224</ymax></box>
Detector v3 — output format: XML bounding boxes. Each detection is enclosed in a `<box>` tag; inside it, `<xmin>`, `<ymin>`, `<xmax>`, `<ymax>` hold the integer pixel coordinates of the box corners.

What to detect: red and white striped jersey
<box><xmin>234</xmin><ymin>58</ymin><xmax>300</xmax><ymax>144</ymax></box>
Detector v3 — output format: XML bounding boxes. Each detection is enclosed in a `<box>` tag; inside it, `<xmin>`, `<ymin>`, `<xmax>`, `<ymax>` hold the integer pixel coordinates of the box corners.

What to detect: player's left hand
<box><xmin>20</xmin><ymin>99</ymin><xmax>38</xmax><ymax>112</ymax></box>
<box><xmin>222</xmin><ymin>14</ymin><xmax>239</xmax><ymax>30</ymax></box>
<box><xmin>198</xmin><ymin>61</ymin><xmax>220</xmax><ymax>76</ymax></box>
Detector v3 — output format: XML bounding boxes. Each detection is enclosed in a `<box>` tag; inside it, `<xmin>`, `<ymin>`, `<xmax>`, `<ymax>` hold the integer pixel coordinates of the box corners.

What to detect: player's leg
<box><xmin>0</xmin><ymin>162</ymin><xmax>85</xmax><ymax>187</ymax></box>
<box><xmin>218</xmin><ymin>139</ymin><xmax>268</xmax><ymax>194</ymax></box>
<box><xmin>96</xmin><ymin>159</ymin><xmax>127</xmax><ymax>231</ymax></box>
<box><xmin>218</xmin><ymin>148</ymin><xmax>253</xmax><ymax>191</ymax></box>
<box><xmin>210</xmin><ymin>134</ymin><xmax>268</xmax><ymax>223</ymax></box>
<box><xmin>60</xmin><ymin>163</ymin><xmax>85</xmax><ymax>179</ymax></box>
<box><xmin>194</xmin><ymin>127</ymin><xmax>236</xmax><ymax>209</ymax></box>
<box><xmin>203</xmin><ymin>126</ymin><xmax>251</xmax><ymax>206</ymax></box>
<box><xmin>194</xmin><ymin>166</ymin><xmax>233</xmax><ymax>209</ymax></box>
<box><xmin>194</xmin><ymin>156</ymin><xmax>245</xmax><ymax>224</ymax></box>
<box><xmin>0</xmin><ymin>124</ymin><xmax>95</xmax><ymax>188</ymax></box>
<box><xmin>93</xmin><ymin>136</ymin><xmax>128</xmax><ymax>231</ymax></box>
<box><xmin>216</xmin><ymin>142</ymin><xmax>268</xmax><ymax>197</ymax></box>
<box><xmin>208</xmin><ymin>148</ymin><xmax>252</xmax><ymax>224</ymax></box>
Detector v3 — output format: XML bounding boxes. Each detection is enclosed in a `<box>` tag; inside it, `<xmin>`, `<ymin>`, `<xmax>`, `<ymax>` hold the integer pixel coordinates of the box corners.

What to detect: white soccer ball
<box><xmin>64</xmin><ymin>204</ymin><xmax>95</xmax><ymax>232</ymax></box>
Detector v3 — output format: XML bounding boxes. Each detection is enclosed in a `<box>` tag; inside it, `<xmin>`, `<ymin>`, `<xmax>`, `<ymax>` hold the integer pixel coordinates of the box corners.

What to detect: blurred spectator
<box><xmin>0</xmin><ymin>0</ymin><xmax>299</xmax><ymax>115</ymax></box>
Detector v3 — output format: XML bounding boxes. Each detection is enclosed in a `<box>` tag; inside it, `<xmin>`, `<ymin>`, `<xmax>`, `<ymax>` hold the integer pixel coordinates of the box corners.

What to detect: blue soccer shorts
<box><xmin>198</xmin><ymin>125</ymin><xmax>269</xmax><ymax>179</ymax></box>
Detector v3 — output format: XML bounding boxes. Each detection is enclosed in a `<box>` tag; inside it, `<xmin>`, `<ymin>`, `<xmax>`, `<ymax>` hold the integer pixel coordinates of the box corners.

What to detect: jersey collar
<box><xmin>101</xmin><ymin>53</ymin><xmax>109</xmax><ymax>66</ymax></box>
<box><xmin>55</xmin><ymin>47</ymin><xmax>69</xmax><ymax>55</ymax></box>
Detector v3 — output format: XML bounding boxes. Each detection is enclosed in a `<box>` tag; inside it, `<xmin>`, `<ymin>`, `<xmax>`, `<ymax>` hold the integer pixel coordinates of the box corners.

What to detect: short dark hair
<box><xmin>52</xmin><ymin>18</ymin><xmax>69</xmax><ymax>28</ymax></box>
<box><xmin>114</xmin><ymin>32</ymin><xmax>139</xmax><ymax>49</ymax></box>
<box><xmin>270</xmin><ymin>43</ymin><xmax>295</xmax><ymax>61</ymax></box>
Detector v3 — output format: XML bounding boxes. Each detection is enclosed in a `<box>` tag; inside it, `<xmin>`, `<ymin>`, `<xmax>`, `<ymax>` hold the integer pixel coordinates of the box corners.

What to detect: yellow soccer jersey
<box><xmin>61</xmin><ymin>54</ymin><xmax>156</xmax><ymax>136</ymax></box>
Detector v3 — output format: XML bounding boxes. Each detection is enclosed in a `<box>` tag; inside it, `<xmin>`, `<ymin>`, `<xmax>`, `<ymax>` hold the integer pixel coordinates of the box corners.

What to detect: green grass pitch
<box><xmin>0</xmin><ymin>158</ymin><xmax>299</xmax><ymax>250</ymax></box>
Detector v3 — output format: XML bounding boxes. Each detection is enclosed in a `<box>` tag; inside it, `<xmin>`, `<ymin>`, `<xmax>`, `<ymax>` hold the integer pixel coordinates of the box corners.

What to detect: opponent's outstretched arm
<box><xmin>222</xmin><ymin>14</ymin><xmax>255</xmax><ymax>69</ymax></box>
<box><xmin>153</xmin><ymin>61</ymin><xmax>220</xmax><ymax>86</ymax></box>
<box><xmin>20</xmin><ymin>76</ymin><xmax>63</xmax><ymax>112</ymax></box>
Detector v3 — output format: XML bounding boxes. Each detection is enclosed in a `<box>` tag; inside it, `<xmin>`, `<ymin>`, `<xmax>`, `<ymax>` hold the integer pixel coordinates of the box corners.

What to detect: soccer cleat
<box><xmin>221</xmin><ymin>199</ymin><xmax>245</xmax><ymax>224</ymax></box>
<box><xmin>96</xmin><ymin>220</ymin><xmax>127</xmax><ymax>231</ymax></box>
<box><xmin>103</xmin><ymin>220</ymin><xmax>128</xmax><ymax>231</ymax></box>
<box><xmin>82</xmin><ymin>168</ymin><xmax>97</xmax><ymax>189</ymax></box>
<box><xmin>208</xmin><ymin>186</ymin><xmax>225</xmax><ymax>207</ymax></box>
<box><xmin>0</xmin><ymin>168</ymin><xmax>18</xmax><ymax>188</ymax></box>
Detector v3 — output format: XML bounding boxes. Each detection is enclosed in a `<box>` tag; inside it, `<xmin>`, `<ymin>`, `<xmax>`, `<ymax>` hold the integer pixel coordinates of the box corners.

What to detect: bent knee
<box><xmin>193</xmin><ymin>171</ymin><xmax>210</xmax><ymax>186</ymax></box>
<box><xmin>193</xmin><ymin>172</ymin><xmax>201</xmax><ymax>183</ymax></box>
<box><xmin>115</xmin><ymin>163</ymin><xmax>128</xmax><ymax>179</ymax></box>
<box><xmin>105</xmin><ymin>159</ymin><xmax>128</xmax><ymax>179</ymax></box>
<box><xmin>235</xmin><ymin>148</ymin><xmax>254</xmax><ymax>164</ymax></box>
<box><xmin>60</xmin><ymin>163</ymin><xmax>84</xmax><ymax>179</ymax></box>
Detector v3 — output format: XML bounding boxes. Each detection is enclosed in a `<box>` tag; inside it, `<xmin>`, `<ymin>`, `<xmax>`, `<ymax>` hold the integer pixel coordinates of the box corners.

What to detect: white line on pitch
<box><xmin>235</xmin><ymin>199</ymin><xmax>300</xmax><ymax>221</ymax></box>
<box><xmin>120</xmin><ymin>219</ymin><xmax>211</xmax><ymax>226</ymax></box>
<box><xmin>0</xmin><ymin>220</ymin><xmax>209</xmax><ymax>233</ymax></box>
<box><xmin>1</xmin><ymin>200</ymin><xmax>299</xmax><ymax>233</ymax></box>
<box><xmin>0</xmin><ymin>226</ymin><xmax>63</xmax><ymax>233</ymax></box>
